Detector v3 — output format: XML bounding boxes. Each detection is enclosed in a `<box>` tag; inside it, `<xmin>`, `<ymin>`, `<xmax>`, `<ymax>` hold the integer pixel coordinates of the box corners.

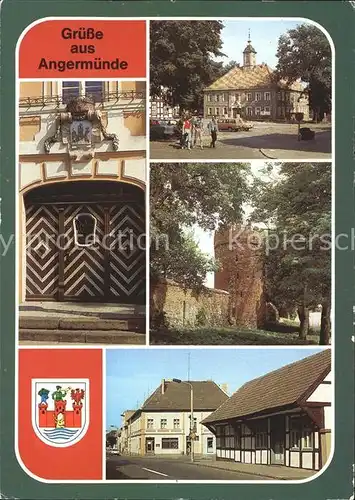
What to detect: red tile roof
<box><xmin>205</xmin><ymin>63</ymin><xmax>304</xmax><ymax>92</ymax></box>
<box><xmin>203</xmin><ymin>349</ymin><xmax>331</xmax><ymax>424</ymax></box>
<box><xmin>141</xmin><ymin>380</ymin><xmax>229</xmax><ymax>411</ymax></box>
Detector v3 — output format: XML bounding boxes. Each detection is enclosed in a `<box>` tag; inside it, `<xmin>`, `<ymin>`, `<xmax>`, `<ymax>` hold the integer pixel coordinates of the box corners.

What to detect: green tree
<box><xmin>251</xmin><ymin>163</ymin><xmax>331</xmax><ymax>344</ymax></box>
<box><xmin>275</xmin><ymin>24</ymin><xmax>331</xmax><ymax>120</ymax></box>
<box><xmin>150</xmin><ymin>163</ymin><xmax>251</xmax><ymax>292</ymax></box>
<box><xmin>150</xmin><ymin>21</ymin><xmax>225</xmax><ymax>112</ymax></box>
<box><xmin>106</xmin><ymin>431</ymin><xmax>117</xmax><ymax>448</ymax></box>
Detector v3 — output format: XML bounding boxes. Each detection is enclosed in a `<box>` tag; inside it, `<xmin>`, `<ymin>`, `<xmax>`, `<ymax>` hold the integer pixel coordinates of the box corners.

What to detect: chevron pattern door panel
<box><xmin>63</xmin><ymin>205</ymin><xmax>106</xmax><ymax>300</ymax></box>
<box><xmin>108</xmin><ymin>203</ymin><xmax>145</xmax><ymax>301</ymax></box>
<box><xmin>26</xmin><ymin>205</ymin><xmax>60</xmax><ymax>299</ymax></box>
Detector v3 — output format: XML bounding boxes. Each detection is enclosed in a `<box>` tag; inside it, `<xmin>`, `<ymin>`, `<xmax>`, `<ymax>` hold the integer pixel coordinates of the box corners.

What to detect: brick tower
<box><xmin>214</xmin><ymin>225</ymin><xmax>265</xmax><ymax>328</ymax></box>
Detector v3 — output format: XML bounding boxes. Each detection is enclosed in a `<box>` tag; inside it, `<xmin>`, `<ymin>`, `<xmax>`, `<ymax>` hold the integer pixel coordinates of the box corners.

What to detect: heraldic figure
<box><xmin>52</xmin><ymin>385</ymin><xmax>71</xmax><ymax>428</ymax></box>
<box><xmin>71</xmin><ymin>388</ymin><xmax>85</xmax><ymax>409</ymax></box>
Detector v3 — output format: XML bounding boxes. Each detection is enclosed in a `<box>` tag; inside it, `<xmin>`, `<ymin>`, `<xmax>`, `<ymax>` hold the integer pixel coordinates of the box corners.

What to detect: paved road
<box><xmin>106</xmin><ymin>455</ymin><xmax>271</xmax><ymax>480</ymax></box>
<box><xmin>150</xmin><ymin>122</ymin><xmax>331</xmax><ymax>160</ymax></box>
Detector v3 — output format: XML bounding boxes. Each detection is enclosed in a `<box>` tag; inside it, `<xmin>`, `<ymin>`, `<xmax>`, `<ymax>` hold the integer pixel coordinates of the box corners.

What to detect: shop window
<box><xmin>162</xmin><ymin>438</ymin><xmax>179</xmax><ymax>449</ymax></box>
<box><xmin>73</xmin><ymin>213</ymin><xmax>97</xmax><ymax>247</ymax></box>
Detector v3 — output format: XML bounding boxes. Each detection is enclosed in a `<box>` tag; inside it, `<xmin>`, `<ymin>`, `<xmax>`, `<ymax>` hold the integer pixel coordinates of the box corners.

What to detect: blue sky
<box><xmin>106</xmin><ymin>347</ymin><xmax>324</xmax><ymax>429</ymax></box>
<box><xmin>217</xmin><ymin>19</ymin><xmax>304</xmax><ymax>68</ymax></box>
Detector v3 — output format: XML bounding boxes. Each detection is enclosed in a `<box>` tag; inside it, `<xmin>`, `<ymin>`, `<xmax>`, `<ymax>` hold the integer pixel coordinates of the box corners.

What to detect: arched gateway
<box><xmin>24</xmin><ymin>180</ymin><xmax>145</xmax><ymax>303</ymax></box>
<box><xmin>19</xmin><ymin>80</ymin><xmax>147</xmax><ymax>307</ymax></box>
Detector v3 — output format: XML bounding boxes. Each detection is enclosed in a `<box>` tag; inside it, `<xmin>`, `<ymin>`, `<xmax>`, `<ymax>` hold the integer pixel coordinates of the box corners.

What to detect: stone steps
<box><xmin>19</xmin><ymin>329</ymin><xmax>146</xmax><ymax>345</ymax></box>
<box><xmin>19</xmin><ymin>316</ymin><xmax>146</xmax><ymax>345</ymax></box>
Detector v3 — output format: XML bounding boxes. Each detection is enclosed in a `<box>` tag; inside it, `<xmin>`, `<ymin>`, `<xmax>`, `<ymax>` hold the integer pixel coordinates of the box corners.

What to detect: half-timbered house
<box><xmin>202</xmin><ymin>349</ymin><xmax>332</xmax><ymax>471</ymax></box>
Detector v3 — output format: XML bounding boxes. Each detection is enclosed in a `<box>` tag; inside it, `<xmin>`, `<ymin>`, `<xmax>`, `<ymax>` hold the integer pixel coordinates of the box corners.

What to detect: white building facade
<box><xmin>122</xmin><ymin>379</ymin><xmax>229</xmax><ymax>456</ymax></box>
<box><xmin>129</xmin><ymin>410</ymin><xmax>216</xmax><ymax>456</ymax></box>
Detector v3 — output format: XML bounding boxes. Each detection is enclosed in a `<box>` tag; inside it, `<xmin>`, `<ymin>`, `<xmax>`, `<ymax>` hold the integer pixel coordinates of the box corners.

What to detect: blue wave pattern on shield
<box><xmin>42</xmin><ymin>428</ymin><xmax>79</xmax><ymax>442</ymax></box>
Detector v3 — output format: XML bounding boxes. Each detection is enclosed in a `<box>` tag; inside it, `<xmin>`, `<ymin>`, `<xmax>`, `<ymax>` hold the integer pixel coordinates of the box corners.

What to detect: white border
<box><xmin>31</xmin><ymin>378</ymin><xmax>90</xmax><ymax>447</ymax></box>
<box><xmin>14</xmin><ymin>15</ymin><xmax>335</xmax><ymax>485</ymax></box>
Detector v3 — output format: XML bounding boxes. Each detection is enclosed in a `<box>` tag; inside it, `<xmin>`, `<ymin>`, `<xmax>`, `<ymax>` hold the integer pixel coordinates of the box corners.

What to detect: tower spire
<box><xmin>243</xmin><ymin>30</ymin><xmax>257</xmax><ymax>68</ymax></box>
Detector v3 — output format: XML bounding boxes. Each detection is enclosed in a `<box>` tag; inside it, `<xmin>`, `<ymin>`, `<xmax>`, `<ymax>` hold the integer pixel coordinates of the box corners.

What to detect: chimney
<box><xmin>161</xmin><ymin>379</ymin><xmax>166</xmax><ymax>394</ymax></box>
<box><xmin>220</xmin><ymin>383</ymin><xmax>229</xmax><ymax>395</ymax></box>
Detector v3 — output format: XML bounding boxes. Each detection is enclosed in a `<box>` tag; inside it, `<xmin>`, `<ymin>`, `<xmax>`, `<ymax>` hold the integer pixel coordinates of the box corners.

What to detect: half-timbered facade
<box><xmin>19</xmin><ymin>80</ymin><xmax>146</xmax><ymax>304</ymax></box>
<box><xmin>202</xmin><ymin>350</ymin><xmax>332</xmax><ymax>471</ymax></box>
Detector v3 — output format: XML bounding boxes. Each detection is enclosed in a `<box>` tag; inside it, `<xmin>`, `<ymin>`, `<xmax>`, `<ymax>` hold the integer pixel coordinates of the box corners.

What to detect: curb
<box><xmin>189</xmin><ymin>461</ymin><xmax>310</xmax><ymax>481</ymax></box>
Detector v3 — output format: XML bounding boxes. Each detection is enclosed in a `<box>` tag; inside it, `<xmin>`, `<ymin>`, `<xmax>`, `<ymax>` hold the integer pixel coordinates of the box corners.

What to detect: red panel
<box><xmin>18</xmin><ymin>349</ymin><xmax>103</xmax><ymax>480</ymax></box>
<box><xmin>19</xmin><ymin>20</ymin><xmax>146</xmax><ymax>78</ymax></box>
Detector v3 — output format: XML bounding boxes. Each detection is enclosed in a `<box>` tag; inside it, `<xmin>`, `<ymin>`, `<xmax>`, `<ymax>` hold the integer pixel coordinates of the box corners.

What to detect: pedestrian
<box><xmin>194</xmin><ymin>116</ymin><xmax>204</xmax><ymax>149</ymax></box>
<box><xmin>208</xmin><ymin>116</ymin><xmax>218</xmax><ymax>148</ymax></box>
<box><xmin>182</xmin><ymin>116</ymin><xmax>192</xmax><ymax>150</ymax></box>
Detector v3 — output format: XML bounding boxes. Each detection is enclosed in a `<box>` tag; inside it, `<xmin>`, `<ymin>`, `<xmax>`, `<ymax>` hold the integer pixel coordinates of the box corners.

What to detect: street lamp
<box><xmin>173</xmin><ymin>378</ymin><xmax>194</xmax><ymax>463</ymax></box>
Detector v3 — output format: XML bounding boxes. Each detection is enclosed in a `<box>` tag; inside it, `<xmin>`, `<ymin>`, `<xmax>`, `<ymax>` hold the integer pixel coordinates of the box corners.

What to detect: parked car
<box><xmin>150</xmin><ymin>119</ymin><xmax>179</xmax><ymax>140</ymax></box>
<box><xmin>217</xmin><ymin>118</ymin><xmax>253</xmax><ymax>132</ymax></box>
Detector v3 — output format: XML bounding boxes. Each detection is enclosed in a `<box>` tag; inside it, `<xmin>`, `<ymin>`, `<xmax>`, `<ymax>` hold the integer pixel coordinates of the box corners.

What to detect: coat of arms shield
<box><xmin>70</xmin><ymin>120</ymin><xmax>92</xmax><ymax>146</ymax></box>
<box><xmin>32</xmin><ymin>378</ymin><xmax>89</xmax><ymax>448</ymax></box>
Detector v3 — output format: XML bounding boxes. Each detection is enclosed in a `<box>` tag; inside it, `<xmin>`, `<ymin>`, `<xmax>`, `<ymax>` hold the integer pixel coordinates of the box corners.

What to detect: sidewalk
<box><xmin>191</xmin><ymin>458</ymin><xmax>316</xmax><ymax>480</ymax></box>
<box><xmin>126</xmin><ymin>454</ymin><xmax>316</xmax><ymax>480</ymax></box>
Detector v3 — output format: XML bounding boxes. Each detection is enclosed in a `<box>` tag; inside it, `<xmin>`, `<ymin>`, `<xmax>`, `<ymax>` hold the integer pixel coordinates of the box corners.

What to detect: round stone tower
<box><xmin>214</xmin><ymin>225</ymin><xmax>265</xmax><ymax>328</ymax></box>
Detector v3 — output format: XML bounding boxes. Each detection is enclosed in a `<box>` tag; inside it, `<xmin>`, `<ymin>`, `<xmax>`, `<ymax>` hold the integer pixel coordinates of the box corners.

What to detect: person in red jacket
<box><xmin>182</xmin><ymin>117</ymin><xmax>192</xmax><ymax>149</ymax></box>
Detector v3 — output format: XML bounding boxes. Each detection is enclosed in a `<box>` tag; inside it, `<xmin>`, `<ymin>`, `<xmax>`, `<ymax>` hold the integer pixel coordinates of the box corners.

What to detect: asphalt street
<box><xmin>150</xmin><ymin>122</ymin><xmax>331</xmax><ymax>160</ymax></box>
<box><xmin>106</xmin><ymin>455</ymin><xmax>271</xmax><ymax>480</ymax></box>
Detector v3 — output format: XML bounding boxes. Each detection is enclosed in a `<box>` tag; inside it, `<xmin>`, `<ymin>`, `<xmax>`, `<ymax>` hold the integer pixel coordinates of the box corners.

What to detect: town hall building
<box><xmin>203</xmin><ymin>35</ymin><xmax>309</xmax><ymax>121</ymax></box>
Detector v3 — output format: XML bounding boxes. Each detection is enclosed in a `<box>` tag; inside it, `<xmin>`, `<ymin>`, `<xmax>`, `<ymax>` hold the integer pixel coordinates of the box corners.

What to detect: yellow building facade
<box><xmin>19</xmin><ymin>80</ymin><xmax>146</xmax><ymax>305</ymax></box>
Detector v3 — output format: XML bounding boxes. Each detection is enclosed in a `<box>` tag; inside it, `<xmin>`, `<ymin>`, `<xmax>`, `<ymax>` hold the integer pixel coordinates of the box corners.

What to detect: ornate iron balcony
<box><xmin>19</xmin><ymin>91</ymin><xmax>146</xmax><ymax>108</ymax></box>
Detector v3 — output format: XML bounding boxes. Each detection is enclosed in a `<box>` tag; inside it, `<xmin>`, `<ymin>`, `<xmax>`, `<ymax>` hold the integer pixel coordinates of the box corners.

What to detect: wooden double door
<box><xmin>25</xmin><ymin>182</ymin><xmax>145</xmax><ymax>303</ymax></box>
